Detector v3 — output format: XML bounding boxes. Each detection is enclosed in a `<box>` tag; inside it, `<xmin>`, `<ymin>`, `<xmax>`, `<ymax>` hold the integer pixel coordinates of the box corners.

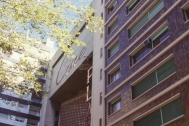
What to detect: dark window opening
<box><xmin>183</xmin><ymin>8</ymin><xmax>189</xmax><ymax>21</ymax></box>
<box><xmin>108</xmin><ymin>19</ymin><xmax>118</xmax><ymax>35</ymax></box>
<box><xmin>108</xmin><ymin>0</ymin><xmax>118</xmax><ymax>15</ymax></box>
<box><xmin>131</xmin><ymin>26</ymin><xmax>169</xmax><ymax>66</ymax></box>
<box><xmin>99</xmin><ymin>118</ymin><xmax>102</xmax><ymax>126</ymax></box>
<box><xmin>100</xmin><ymin>69</ymin><xmax>102</xmax><ymax>80</ymax></box>
<box><xmin>109</xmin><ymin>69</ymin><xmax>120</xmax><ymax>84</ymax></box>
<box><xmin>100</xmin><ymin>92</ymin><xmax>102</xmax><ymax>105</ymax></box>
<box><xmin>153</xmin><ymin>29</ymin><xmax>170</xmax><ymax>47</ymax></box>
<box><xmin>100</xmin><ymin>48</ymin><xmax>103</xmax><ymax>58</ymax></box>
<box><xmin>108</xmin><ymin>42</ymin><xmax>119</xmax><ymax>58</ymax></box>
<box><xmin>109</xmin><ymin>97</ymin><xmax>121</xmax><ymax>115</ymax></box>
<box><xmin>127</xmin><ymin>0</ymin><xmax>140</xmax><ymax>13</ymax></box>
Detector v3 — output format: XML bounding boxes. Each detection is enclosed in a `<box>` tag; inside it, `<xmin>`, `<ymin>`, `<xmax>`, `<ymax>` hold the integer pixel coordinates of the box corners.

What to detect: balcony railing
<box><xmin>31</xmin><ymin>98</ymin><xmax>41</xmax><ymax>104</ymax></box>
<box><xmin>29</xmin><ymin>110</ymin><xmax>40</xmax><ymax>116</ymax></box>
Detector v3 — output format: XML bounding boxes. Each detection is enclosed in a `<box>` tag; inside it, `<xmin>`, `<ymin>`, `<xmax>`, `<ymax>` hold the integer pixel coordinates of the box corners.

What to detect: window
<box><xmin>135</xmin><ymin>98</ymin><xmax>183</xmax><ymax>126</ymax></box>
<box><xmin>54</xmin><ymin>121</ymin><xmax>58</xmax><ymax>126</ymax></box>
<box><xmin>100</xmin><ymin>69</ymin><xmax>102</xmax><ymax>80</ymax></box>
<box><xmin>100</xmin><ymin>48</ymin><xmax>103</xmax><ymax>58</ymax></box>
<box><xmin>108</xmin><ymin>0</ymin><xmax>118</xmax><ymax>15</ymax></box>
<box><xmin>131</xmin><ymin>43</ymin><xmax>152</xmax><ymax>65</ymax></box>
<box><xmin>108</xmin><ymin>42</ymin><xmax>119</xmax><ymax>58</ymax></box>
<box><xmin>99</xmin><ymin>118</ymin><xmax>102</xmax><ymax>126</ymax></box>
<box><xmin>183</xmin><ymin>7</ymin><xmax>189</xmax><ymax>21</ymax></box>
<box><xmin>100</xmin><ymin>92</ymin><xmax>102</xmax><ymax>105</ymax></box>
<box><xmin>101</xmin><ymin>12</ymin><xmax>103</xmax><ymax>19</ymax></box>
<box><xmin>108</xmin><ymin>19</ymin><xmax>118</xmax><ymax>35</ymax></box>
<box><xmin>132</xmin><ymin>58</ymin><xmax>176</xmax><ymax>99</ymax></box>
<box><xmin>109</xmin><ymin>68</ymin><xmax>120</xmax><ymax>84</ymax></box>
<box><xmin>15</xmin><ymin>117</ymin><xmax>25</xmax><ymax>123</ymax></box>
<box><xmin>127</xmin><ymin>0</ymin><xmax>141</xmax><ymax>13</ymax></box>
<box><xmin>129</xmin><ymin>0</ymin><xmax>164</xmax><ymax>37</ymax></box>
<box><xmin>151</xmin><ymin>25</ymin><xmax>169</xmax><ymax>47</ymax></box>
<box><xmin>130</xmin><ymin>25</ymin><xmax>169</xmax><ymax>66</ymax></box>
<box><xmin>109</xmin><ymin>97</ymin><xmax>121</xmax><ymax>115</ymax></box>
<box><xmin>55</xmin><ymin>111</ymin><xmax>59</xmax><ymax>117</ymax></box>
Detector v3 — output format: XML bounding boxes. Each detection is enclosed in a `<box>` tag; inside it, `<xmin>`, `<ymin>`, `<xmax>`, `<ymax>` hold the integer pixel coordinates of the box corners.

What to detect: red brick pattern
<box><xmin>59</xmin><ymin>94</ymin><xmax>88</xmax><ymax>126</ymax></box>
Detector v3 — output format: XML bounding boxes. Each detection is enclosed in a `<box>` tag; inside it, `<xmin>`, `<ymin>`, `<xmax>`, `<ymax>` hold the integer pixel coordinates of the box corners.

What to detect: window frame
<box><xmin>128</xmin><ymin>0</ymin><xmax>164</xmax><ymax>38</ymax></box>
<box><xmin>109</xmin><ymin>68</ymin><xmax>120</xmax><ymax>84</ymax></box>
<box><xmin>108</xmin><ymin>0</ymin><xmax>118</xmax><ymax>15</ymax></box>
<box><xmin>134</xmin><ymin>98</ymin><xmax>184</xmax><ymax>126</ymax></box>
<box><xmin>100</xmin><ymin>48</ymin><xmax>103</xmax><ymax>58</ymax></box>
<box><xmin>100</xmin><ymin>69</ymin><xmax>103</xmax><ymax>80</ymax></box>
<box><xmin>108</xmin><ymin>40</ymin><xmax>119</xmax><ymax>59</ymax></box>
<box><xmin>182</xmin><ymin>2</ymin><xmax>189</xmax><ymax>22</ymax></box>
<box><xmin>127</xmin><ymin>0</ymin><xmax>141</xmax><ymax>14</ymax></box>
<box><xmin>100</xmin><ymin>92</ymin><xmax>102</xmax><ymax>105</ymax></box>
<box><xmin>130</xmin><ymin>23</ymin><xmax>169</xmax><ymax>66</ymax></box>
<box><xmin>132</xmin><ymin>57</ymin><xmax>176</xmax><ymax>99</ymax></box>
<box><xmin>108</xmin><ymin>18</ymin><xmax>118</xmax><ymax>35</ymax></box>
<box><xmin>108</xmin><ymin>95</ymin><xmax>121</xmax><ymax>115</ymax></box>
<box><xmin>99</xmin><ymin>118</ymin><xmax>102</xmax><ymax>126</ymax></box>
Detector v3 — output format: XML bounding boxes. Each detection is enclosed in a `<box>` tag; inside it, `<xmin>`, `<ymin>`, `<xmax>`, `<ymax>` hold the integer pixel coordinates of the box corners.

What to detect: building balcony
<box><xmin>31</xmin><ymin>98</ymin><xmax>41</xmax><ymax>104</ymax></box>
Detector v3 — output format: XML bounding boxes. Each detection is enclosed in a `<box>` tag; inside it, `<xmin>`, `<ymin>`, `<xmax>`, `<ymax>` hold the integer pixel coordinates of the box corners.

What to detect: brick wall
<box><xmin>104</xmin><ymin>0</ymin><xmax>189</xmax><ymax>125</ymax></box>
<box><xmin>59</xmin><ymin>94</ymin><xmax>89</xmax><ymax>126</ymax></box>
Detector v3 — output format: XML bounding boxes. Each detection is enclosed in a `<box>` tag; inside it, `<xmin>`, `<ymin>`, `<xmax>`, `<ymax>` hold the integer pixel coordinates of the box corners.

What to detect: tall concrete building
<box><xmin>39</xmin><ymin>1</ymin><xmax>106</xmax><ymax>125</ymax></box>
<box><xmin>0</xmin><ymin>39</ymin><xmax>56</xmax><ymax>126</ymax></box>
<box><xmin>104</xmin><ymin>0</ymin><xmax>189</xmax><ymax>126</ymax></box>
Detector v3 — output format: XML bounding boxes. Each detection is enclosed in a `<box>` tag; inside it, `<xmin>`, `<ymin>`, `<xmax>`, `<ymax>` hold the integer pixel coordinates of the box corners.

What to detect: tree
<box><xmin>0</xmin><ymin>0</ymin><xmax>103</xmax><ymax>97</ymax></box>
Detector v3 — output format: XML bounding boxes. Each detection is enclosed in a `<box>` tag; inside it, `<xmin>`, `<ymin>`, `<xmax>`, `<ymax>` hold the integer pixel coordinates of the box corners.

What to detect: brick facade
<box><xmin>104</xmin><ymin>0</ymin><xmax>189</xmax><ymax>125</ymax></box>
<box><xmin>59</xmin><ymin>94</ymin><xmax>88</xmax><ymax>126</ymax></box>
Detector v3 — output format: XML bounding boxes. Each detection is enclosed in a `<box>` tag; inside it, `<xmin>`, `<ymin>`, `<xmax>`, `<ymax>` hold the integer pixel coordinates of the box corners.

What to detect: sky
<box><xmin>68</xmin><ymin>0</ymin><xmax>93</xmax><ymax>6</ymax></box>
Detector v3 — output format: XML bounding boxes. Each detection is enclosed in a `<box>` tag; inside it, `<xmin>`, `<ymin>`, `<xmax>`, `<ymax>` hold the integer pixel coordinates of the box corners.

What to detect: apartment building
<box><xmin>0</xmin><ymin>39</ymin><xmax>56</xmax><ymax>126</ymax></box>
<box><xmin>104</xmin><ymin>0</ymin><xmax>189</xmax><ymax>126</ymax></box>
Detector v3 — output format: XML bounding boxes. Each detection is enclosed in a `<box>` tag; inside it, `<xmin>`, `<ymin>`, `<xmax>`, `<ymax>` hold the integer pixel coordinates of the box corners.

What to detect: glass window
<box><xmin>100</xmin><ymin>92</ymin><xmax>102</xmax><ymax>105</ymax></box>
<box><xmin>100</xmin><ymin>48</ymin><xmax>103</xmax><ymax>58</ymax></box>
<box><xmin>133</xmin><ymin>72</ymin><xmax>156</xmax><ymax>99</ymax></box>
<box><xmin>132</xmin><ymin>44</ymin><xmax>152</xmax><ymax>64</ymax></box>
<box><xmin>99</xmin><ymin>118</ymin><xmax>102</xmax><ymax>126</ymax></box>
<box><xmin>108</xmin><ymin>42</ymin><xmax>119</xmax><ymax>58</ymax></box>
<box><xmin>132</xmin><ymin>58</ymin><xmax>176</xmax><ymax>99</ymax></box>
<box><xmin>156</xmin><ymin>58</ymin><xmax>176</xmax><ymax>82</ymax></box>
<box><xmin>152</xmin><ymin>26</ymin><xmax>169</xmax><ymax>48</ymax></box>
<box><xmin>109</xmin><ymin>69</ymin><xmax>120</xmax><ymax>84</ymax></box>
<box><xmin>131</xmin><ymin>25</ymin><xmax>169</xmax><ymax>66</ymax></box>
<box><xmin>127</xmin><ymin>0</ymin><xmax>141</xmax><ymax>13</ymax></box>
<box><xmin>129</xmin><ymin>0</ymin><xmax>164</xmax><ymax>37</ymax></box>
<box><xmin>109</xmin><ymin>97</ymin><xmax>121</xmax><ymax>115</ymax></box>
<box><xmin>108</xmin><ymin>0</ymin><xmax>118</xmax><ymax>14</ymax></box>
<box><xmin>186</xmin><ymin>8</ymin><xmax>189</xmax><ymax>19</ymax></box>
<box><xmin>108</xmin><ymin>19</ymin><xmax>118</xmax><ymax>35</ymax></box>
<box><xmin>100</xmin><ymin>69</ymin><xmax>102</xmax><ymax>80</ymax></box>
<box><xmin>135</xmin><ymin>98</ymin><xmax>183</xmax><ymax>126</ymax></box>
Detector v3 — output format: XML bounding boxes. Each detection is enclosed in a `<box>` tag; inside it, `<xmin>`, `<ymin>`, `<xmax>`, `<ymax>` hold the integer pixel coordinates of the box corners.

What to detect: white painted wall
<box><xmin>91</xmin><ymin>0</ymin><xmax>105</xmax><ymax>126</ymax></box>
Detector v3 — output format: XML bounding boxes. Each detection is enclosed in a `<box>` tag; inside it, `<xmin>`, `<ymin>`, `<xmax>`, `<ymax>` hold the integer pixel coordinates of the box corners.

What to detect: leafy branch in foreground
<box><xmin>0</xmin><ymin>0</ymin><xmax>103</xmax><ymax>97</ymax></box>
